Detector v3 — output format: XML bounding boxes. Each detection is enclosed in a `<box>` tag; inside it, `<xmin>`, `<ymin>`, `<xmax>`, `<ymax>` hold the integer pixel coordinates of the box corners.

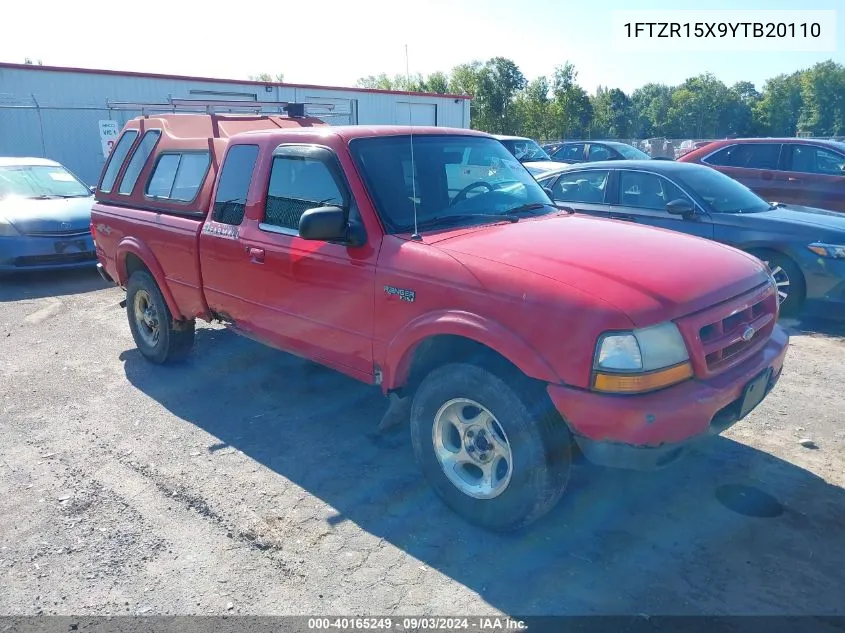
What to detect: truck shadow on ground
<box><xmin>0</xmin><ymin>268</ymin><xmax>107</xmax><ymax>302</ymax></box>
<box><xmin>121</xmin><ymin>326</ymin><xmax>845</xmax><ymax>615</ymax></box>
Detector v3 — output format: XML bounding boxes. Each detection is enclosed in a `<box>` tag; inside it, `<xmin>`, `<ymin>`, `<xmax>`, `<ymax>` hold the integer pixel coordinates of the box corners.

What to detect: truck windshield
<box><xmin>350</xmin><ymin>135</ymin><xmax>555</xmax><ymax>233</ymax></box>
<box><xmin>0</xmin><ymin>165</ymin><xmax>91</xmax><ymax>200</ymax></box>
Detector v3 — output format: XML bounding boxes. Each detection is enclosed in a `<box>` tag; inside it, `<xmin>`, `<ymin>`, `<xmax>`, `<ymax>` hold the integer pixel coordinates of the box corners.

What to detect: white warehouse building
<box><xmin>0</xmin><ymin>62</ymin><xmax>472</xmax><ymax>184</ymax></box>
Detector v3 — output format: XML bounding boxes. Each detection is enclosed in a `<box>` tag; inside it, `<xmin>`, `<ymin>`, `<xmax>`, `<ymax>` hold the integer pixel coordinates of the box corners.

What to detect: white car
<box><xmin>492</xmin><ymin>135</ymin><xmax>561</xmax><ymax>175</ymax></box>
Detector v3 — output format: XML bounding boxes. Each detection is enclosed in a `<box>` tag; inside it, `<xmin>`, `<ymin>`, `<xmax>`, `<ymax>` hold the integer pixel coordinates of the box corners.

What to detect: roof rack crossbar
<box><xmin>105</xmin><ymin>97</ymin><xmax>336</xmax><ymax>117</ymax></box>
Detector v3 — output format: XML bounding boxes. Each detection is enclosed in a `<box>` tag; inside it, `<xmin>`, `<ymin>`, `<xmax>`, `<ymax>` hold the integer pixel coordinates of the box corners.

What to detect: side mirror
<box><xmin>666</xmin><ymin>198</ymin><xmax>696</xmax><ymax>218</ymax></box>
<box><xmin>299</xmin><ymin>205</ymin><xmax>349</xmax><ymax>242</ymax></box>
<box><xmin>89</xmin><ymin>185</ymin><xmax>96</xmax><ymax>193</ymax></box>
<box><xmin>542</xmin><ymin>186</ymin><xmax>555</xmax><ymax>199</ymax></box>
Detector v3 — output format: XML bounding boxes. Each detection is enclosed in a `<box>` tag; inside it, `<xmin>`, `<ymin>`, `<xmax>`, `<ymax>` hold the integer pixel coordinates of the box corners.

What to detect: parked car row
<box><xmin>533</xmin><ymin>160</ymin><xmax>845</xmax><ymax>318</ymax></box>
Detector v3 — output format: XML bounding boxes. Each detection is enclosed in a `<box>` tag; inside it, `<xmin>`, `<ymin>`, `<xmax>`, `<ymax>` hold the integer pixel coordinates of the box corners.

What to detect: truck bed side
<box><xmin>92</xmin><ymin>204</ymin><xmax>207</xmax><ymax>320</ymax></box>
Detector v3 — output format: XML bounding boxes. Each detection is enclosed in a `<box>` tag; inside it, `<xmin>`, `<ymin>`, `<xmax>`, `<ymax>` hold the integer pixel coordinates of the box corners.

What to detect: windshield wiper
<box><xmin>502</xmin><ymin>202</ymin><xmax>569</xmax><ymax>216</ymax></box>
<box><xmin>407</xmin><ymin>213</ymin><xmax>518</xmax><ymax>232</ymax></box>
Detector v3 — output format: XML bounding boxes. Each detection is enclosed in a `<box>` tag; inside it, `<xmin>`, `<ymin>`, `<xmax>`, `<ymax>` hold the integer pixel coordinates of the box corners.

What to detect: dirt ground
<box><xmin>1</xmin><ymin>268</ymin><xmax>844</xmax><ymax>617</ymax></box>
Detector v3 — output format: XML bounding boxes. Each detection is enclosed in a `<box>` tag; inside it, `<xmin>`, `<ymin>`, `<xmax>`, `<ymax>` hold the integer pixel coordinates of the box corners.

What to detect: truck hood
<box><xmin>425</xmin><ymin>215</ymin><xmax>770</xmax><ymax>326</ymax></box>
<box><xmin>0</xmin><ymin>196</ymin><xmax>94</xmax><ymax>235</ymax></box>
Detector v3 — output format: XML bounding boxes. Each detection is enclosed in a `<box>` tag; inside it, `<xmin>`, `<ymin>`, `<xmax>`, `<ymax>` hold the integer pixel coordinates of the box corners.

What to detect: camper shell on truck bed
<box><xmin>91</xmin><ymin>101</ymin><xmax>789</xmax><ymax>532</ymax></box>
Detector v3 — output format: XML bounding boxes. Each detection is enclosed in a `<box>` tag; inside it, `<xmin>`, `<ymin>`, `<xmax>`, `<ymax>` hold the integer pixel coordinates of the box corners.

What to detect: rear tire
<box><xmin>410</xmin><ymin>362</ymin><xmax>572</xmax><ymax>532</ymax></box>
<box><xmin>126</xmin><ymin>271</ymin><xmax>195</xmax><ymax>364</ymax></box>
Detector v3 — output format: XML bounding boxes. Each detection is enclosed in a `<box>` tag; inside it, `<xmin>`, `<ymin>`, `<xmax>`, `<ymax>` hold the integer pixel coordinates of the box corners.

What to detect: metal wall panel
<box><xmin>0</xmin><ymin>66</ymin><xmax>472</xmax><ymax>185</ymax></box>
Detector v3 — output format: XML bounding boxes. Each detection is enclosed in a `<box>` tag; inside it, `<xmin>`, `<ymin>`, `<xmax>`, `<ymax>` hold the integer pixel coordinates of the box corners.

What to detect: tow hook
<box><xmin>119</xmin><ymin>299</ymin><xmax>127</xmax><ymax>309</ymax></box>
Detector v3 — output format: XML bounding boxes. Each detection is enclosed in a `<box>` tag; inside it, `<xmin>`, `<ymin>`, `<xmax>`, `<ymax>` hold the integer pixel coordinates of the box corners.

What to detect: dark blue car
<box><xmin>0</xmin><ymin>157</ymin><xmax>96</xmax><ymax>272</ymax></box>
<box><xmin>535</xmin><ymin>160</ymin><xmax>845</xmax><ymax>318</ymax></box>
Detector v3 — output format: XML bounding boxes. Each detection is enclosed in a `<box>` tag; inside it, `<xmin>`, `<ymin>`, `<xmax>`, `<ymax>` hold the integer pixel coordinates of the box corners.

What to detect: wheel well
<box><xmin>744</xmin><ymin>248</ymin><xmax>806</xmax><ymax>284</ymax></box>
<box><xmin>123</xmin><ymin>252</ymin><xmax>150</xmax><ymax>283</ymax></box>
<box><xmin>400</xmin><ymin>335</ymin><xmax>537</xmax><ymax>398</ymax></box>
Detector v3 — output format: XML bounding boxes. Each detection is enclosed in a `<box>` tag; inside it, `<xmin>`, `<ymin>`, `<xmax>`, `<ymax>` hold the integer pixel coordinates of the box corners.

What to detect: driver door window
<box><xmin>553</xmin><ymin>144</ymin><xmax>586</xmax><ymax>163</ymax></box>
<box><xmin>586</xmin><ymin>144</ymin><xmax>613</xmax><ymax>162</ymax></box>
<box><xmin>261</xmin><ymin>156</ymin><xmax>343</xmax><ymax>234</ymax></box>
<box><xmin>551</xmin><ymin>170</ymin><xmax>609</xmax><ymax>204</ymax></box>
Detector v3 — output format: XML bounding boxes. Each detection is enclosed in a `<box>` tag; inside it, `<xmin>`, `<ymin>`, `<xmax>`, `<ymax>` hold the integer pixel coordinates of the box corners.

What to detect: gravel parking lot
<box><xmin>1</xmin><ymin>269</ymin><xmax>844</xmax><ymax>617</ymax></box>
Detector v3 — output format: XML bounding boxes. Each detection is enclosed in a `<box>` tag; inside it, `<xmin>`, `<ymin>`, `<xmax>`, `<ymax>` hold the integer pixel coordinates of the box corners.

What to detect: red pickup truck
<box><xmin>92</xmin><ymin>102</ymin><xmax>789</xmax><ymax>531</ymax></box>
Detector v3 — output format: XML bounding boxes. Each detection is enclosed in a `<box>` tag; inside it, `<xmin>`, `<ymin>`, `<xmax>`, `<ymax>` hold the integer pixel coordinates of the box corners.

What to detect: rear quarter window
<box><xmin>145</xmin><ymin>152</ymin><xmax>211</xmax><ymax>203</ymax></box>
<box><xmin>98</xmin><ymin>130</ymin><xmax>139</xmax><ymax>193</ymax></box>
<box><xmin>118</xmin><ymin>130</ymin><xmax>161</xmax><ymax>195</ymax></box>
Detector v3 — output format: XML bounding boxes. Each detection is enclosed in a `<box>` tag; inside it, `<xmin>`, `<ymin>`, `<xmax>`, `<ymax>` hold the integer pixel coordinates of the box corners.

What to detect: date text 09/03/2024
<box><xmin>307</xmin><ymin>617</ymin><xmax>527</xmax><ymax>630</ymax></box>
<box><xmin>622</xmin><ymin>21</ymin><xmax>822</xmax><ymax>38</ymax></box>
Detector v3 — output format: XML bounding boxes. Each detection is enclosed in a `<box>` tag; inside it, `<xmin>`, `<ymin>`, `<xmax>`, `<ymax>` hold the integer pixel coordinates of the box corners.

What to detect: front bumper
<box><xmin>547</xmin><ymin>324</ymin><xmax>789</xmax><ymax>470</ymax></box>
<box><xmin>0</xmin><ymin>233</ymin><xmax>96</xmax><ymax>272</ymax></box>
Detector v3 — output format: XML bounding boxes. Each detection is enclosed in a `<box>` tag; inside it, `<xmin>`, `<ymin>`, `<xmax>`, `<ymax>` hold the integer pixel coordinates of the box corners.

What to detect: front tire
<box><xmin>753</xmin><ymin>251</ymin><xmax>805</xmax><ymax>317</ymax></box>
<box><xmin>410</xmin><ymin>363</ymin><xmax>572</xmax><ymax>532</ymax></box>
<box><xmin>126</xmin><ymin>271</ymin><xmax>195</xmax><ymax>364</ymax></box>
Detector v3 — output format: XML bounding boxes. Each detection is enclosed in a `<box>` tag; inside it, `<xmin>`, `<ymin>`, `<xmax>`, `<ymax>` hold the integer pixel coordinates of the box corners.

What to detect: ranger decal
<box><xmin>384</xmin><ymin>285</ymin><xmax>415</xmax><ymax>303</ymax></box>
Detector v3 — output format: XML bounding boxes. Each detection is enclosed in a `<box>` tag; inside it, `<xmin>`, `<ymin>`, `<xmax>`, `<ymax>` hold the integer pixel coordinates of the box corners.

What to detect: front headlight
<box><xmin>593</xmin><ymin>321</ymin><xmax>692</xmax><ymax>394</ymax></box>
<box><xmin>0</xmin><ymin>218</ymin><xmax>20</xmax><ymax>237</ymax></box>
<box><xmin>808</xmin><ymin>242</ymin><xmax>845</xmax><ymax>259</ymax></box>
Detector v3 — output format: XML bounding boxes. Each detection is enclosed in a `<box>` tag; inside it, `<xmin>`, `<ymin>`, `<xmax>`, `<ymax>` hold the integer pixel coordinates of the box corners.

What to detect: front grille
<box><xmin>14</xmin><ymin>252</ymin><xmax>97</xmax><ymax>267</ymax></box>
<box><xmin>23</xmin><ymin>229</ymin><xmax>90</xmax><ymax>237</ymax></box>
<box><xmin>676</xmin><ymin>281</ymin><xmax>778</xmax><ymax>378</ymax></box>
<box><xmin>700</xmin><ymin>295</ymin><xmax>773</xmax><ymax>371</ymax></box>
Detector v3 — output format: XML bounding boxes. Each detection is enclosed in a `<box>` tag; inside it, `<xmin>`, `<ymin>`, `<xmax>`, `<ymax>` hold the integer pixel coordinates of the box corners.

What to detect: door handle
<box><xmin>609</xmin><ymin>214</ymin><xmax>636</xmax><ymax>222</ymax></box>
<box><xmin>788</xmin><ymin>177</ymin><xmax>801</xmax><ymax>182</ymax></box>
<box><xmin>248</xmin><ymin>247</ymin><xmax>265</xmax><ymax>263</ymax></box>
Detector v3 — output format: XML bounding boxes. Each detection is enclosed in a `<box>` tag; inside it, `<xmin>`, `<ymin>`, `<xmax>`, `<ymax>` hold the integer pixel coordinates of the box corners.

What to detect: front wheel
<box><xmin>126</xmin><ymin>271</ymin><xmax>195</xmax><ymax>364</ymax></box>
<box><xmin>410</xmin><ymin>363</ymin><xmax>572</xmax><ymax>532</ymax></box>
<box><xmin>753</xmin><ymin>251</ymin><xmax>805</xmax><ymax>317</ymax></box>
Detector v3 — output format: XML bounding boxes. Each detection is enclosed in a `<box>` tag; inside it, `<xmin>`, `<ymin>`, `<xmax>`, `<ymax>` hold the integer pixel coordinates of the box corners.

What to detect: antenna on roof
<box><xmin>406</xmin><ymin>44</ymin><xmax>421</xmax><ymax>241</ymax></box>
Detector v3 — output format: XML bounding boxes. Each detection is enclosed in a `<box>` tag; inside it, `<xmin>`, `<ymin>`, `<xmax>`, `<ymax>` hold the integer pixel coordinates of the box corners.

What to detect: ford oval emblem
<box><xmin>741</xmin><ymin>326</ymin><xmax>756</xmax><ymax>342</ymax></box>
<box><xmin>60</xmin><ymin>222</ymin><xmax>72</xmax><ymax>230</ymax></box>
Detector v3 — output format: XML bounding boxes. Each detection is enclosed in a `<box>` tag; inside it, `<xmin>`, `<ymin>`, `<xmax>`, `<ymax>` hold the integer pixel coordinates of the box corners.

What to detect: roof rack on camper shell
<box><xmin>105</xmin><ymin>97</ymin><xmax>337</xmax><ymax>118</ymax></box>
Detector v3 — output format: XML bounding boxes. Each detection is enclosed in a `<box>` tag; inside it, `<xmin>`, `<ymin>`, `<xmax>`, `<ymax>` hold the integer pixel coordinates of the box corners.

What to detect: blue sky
<box><xmin>0</xmin><ymin>0</ymin><xmax>841</xmax><ymax>94</ymax></box>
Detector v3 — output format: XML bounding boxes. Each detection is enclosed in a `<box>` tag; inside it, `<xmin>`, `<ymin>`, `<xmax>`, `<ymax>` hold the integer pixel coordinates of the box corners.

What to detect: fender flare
<box><xmin>115</xmin><ymin>237</ymin><xmax>183</xmax><ymax>320</ymax></box>
<box><xmin>382</xmin><ymin>310</ymin><xmax>561</xmax><ymax>391</ymax></box>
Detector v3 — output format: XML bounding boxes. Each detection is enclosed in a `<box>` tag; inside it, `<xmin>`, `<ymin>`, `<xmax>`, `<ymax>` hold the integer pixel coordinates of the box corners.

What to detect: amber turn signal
<box><xmin>593</xmin><ymin>362</ymin><xmax>694</xmax><ymax>394</ymax></box>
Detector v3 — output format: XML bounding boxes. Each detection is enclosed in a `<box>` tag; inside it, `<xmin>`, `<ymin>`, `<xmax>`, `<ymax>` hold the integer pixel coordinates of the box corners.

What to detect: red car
<box><xmin>91</xmin><ymin>102</ymin><xmax>788</xmax><ymax>531</ymax></box>
<box><xmin>678</xmin><ymin>137</ymin><xmax>845</xmax><ymax>212</ymax></box>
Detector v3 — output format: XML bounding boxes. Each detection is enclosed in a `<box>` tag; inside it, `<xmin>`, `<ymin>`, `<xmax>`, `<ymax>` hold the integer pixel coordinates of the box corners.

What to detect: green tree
<box><xmin>249</xmin><ymin>72</ymin><xmax>284</xmax><ymax>82</ymax></box>
<box><xmin>797</xmin><ymin>61</ymin><xmax>845</xmax><ymax>136</ymax></box>
<box><xmin>472</xmin><ymin>57</ymin><xmax>527</xmax><ymax>134</ymax></box>
<box><xmin>591</xmin><ymin>86</ymin><xmax>633</xmax><ymax>138</ymax></box>
<box><xmin>550</xmin><ymin>63</ymin><xmax>592</xmax><ymax>139</ymax></box>
<box><xmin>667</xmin><ymin>73</ymin><xmax>733</xmax><ymax>138</ymax></box>
<box><xmin>512</xmin><ymin>77</ymin><xmax>552</xmax><ymax>140</ymax></box>
<box><xmin>630</xmin><ymin>83</ymin><xmax>674</xmax><ymax>138</ymax></box>
<box><xmin>425</xmin><ymin>71</ymin><xmax>450</xmax><ymax>94</ymax></box>
<box><xmin>754</xmin><ymin>72</ymin><xmax>803</xmax><ymax>136</ymax></box>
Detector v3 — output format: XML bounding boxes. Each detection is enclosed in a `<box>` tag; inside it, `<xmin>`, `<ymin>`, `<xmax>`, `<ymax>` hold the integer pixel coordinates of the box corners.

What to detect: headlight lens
<box><xmin>0</xmin><ymin>218</ymin><xmax>20</xmax><ymax>237</ymax></box>
<box><xmin>593</xmin><ymin>322</ymin><xmax>692</xmax><ymax>394</ymax></box>
<box><xmin>808</xmin><ymin>242</ymin><xmax>845</xmax><ymax>259</ymax></box>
